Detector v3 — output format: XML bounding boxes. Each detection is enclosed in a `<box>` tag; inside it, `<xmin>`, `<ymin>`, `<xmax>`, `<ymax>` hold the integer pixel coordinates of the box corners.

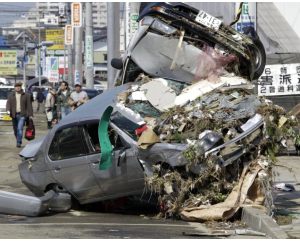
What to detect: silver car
<box><xmin>19</xmin><ymin>85</ymin><xmax>146</xmax><ymax>204</ymax></box>
<box><xmin>19</xmin><ymin>80</ymin><xmax>263</xmax><ymax>206</ymax></box>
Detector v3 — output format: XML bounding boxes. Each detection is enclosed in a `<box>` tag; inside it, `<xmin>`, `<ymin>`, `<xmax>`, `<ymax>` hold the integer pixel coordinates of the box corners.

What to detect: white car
<box><xmin>0</xmin><ymin>86</ymin><xmax>14</xmax><ymax>121</ymax></box>
<box><xmin>0</xmin><ymin>78</ymin><xmax>10</xmax><ymax>86</ymax></box>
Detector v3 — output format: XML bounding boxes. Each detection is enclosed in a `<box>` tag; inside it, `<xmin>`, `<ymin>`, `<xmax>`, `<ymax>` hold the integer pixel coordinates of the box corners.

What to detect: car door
<box><xmin>83</xmin><ymin>122</ymin><xmax>144</xmax><ymax>199</ymax></box>
<box><xmin>46</xmin><ymin>125</ymin><xmax>102</xmax><ymax>203</ymax></box>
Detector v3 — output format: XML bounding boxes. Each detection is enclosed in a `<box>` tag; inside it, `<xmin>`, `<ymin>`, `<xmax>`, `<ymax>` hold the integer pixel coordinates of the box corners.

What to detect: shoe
<box><xmin>16</xmin><ymin>144</ymin><xmax>21</xmax><ymax>148</ymax></box>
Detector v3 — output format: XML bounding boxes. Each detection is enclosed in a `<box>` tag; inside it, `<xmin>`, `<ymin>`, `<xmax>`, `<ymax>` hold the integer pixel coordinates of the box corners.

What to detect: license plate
<box><xmin>195</xmin><ymin>10</ymin><xmax>222</xmax><ymax>31</ymax></box>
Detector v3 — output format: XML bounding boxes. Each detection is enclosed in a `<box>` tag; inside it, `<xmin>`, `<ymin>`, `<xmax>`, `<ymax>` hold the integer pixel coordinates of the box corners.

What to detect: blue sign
<box><xmin>236</xmin><ymin>22</ymin><xmax>254</xmax><ymax>33</ymax></box>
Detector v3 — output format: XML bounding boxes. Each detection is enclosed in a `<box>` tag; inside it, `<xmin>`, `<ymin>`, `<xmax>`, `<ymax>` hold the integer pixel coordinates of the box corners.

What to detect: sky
<box><xmin>0</xmin><ymin>2</ymin><xmax>34</xmax><ymax>28</ymax></box>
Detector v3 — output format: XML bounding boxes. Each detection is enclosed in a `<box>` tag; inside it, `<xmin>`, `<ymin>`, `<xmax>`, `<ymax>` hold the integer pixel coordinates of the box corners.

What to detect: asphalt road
<box><xmin>0</xmin><ymin>106</ymin><xmax>269</xmax><ymax>239</ymax></box>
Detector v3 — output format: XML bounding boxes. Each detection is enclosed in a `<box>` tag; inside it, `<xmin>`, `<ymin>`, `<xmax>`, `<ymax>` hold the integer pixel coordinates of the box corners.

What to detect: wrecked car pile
<box><xmin>113</xmin><ymin>73</ymin><xmax>297</xmax><ymax>221</ymax></box>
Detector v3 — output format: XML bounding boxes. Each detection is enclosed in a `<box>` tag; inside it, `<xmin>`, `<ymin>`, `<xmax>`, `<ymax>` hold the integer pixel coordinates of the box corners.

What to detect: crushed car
<box><xmin>15</xmin><ymin>2</ymin><xmax>296</xmax><ymax>220</ymax></box>
<box><xmin>113</xmin><ymin>2</ymin><xmax>266</xmax><ymax>85</ymax></box>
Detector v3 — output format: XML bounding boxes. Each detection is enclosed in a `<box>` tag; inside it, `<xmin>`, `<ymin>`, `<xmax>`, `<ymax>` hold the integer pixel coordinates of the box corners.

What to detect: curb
<box><xmin>241</xmin><ymin>207</ymin><xmax>289</xmax><ymax>239</ymax></box>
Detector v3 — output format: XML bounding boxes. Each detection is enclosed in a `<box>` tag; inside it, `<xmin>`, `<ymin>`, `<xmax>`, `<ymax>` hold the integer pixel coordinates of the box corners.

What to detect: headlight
<box><xmin>151</xmin><ymin>19</ymin><xmax>177</xmax><ymax>35</ymax></box>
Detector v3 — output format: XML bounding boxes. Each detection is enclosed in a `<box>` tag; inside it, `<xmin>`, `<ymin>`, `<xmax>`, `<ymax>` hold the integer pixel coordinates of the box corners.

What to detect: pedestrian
<box><xmin>56</xmin><ymin>81</ymin><xmax>71</xmax><ymax>119</ymax></box>
<box><xmin>6</xmin><ymin>82</ymin><xmax>33</xmax><ymax>148</ymax></box>
<box><xmin>69</xmin><ymin>84</ymin><xmax>89</xmax><ymax>111</ymax></box>
<box><xmin>36</xmin><ymin>88</ymin><xmax>45</xmax><ymax>113</ymax></box>
<box><xmin>45</xmin><ymin>87</ymin><xmax>56</xmax><ymax>129</ymax></box>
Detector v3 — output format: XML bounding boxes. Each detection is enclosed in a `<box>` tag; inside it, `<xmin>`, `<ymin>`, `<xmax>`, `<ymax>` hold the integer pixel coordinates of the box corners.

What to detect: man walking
<box><xmin>69</xmin><ymin>84</ymin><xmax>88</xmax><ymax>111</ymax></box>
<box><xmin>56</xmin><ymin>81</ymin><xmax>71</xmax><ymax>119</ymax></box>
<box><xmin>6</xmin><ymin>82</ymin><xmax>33</xmax><ymax>148</ymax></box>
<box><xmin>36</xmin><ymin>88</ymin><xmax>45</xmax><ymax>113</ymax></box>
<box><xmin>45</xmin><ymin>87</ymin><xmax>56</xmax><ymax>129</ymax></box>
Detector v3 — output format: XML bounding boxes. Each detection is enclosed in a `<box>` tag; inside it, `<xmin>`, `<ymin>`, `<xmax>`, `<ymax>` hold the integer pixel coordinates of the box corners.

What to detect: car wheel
<box><xmin>250</xmin><ymin>38</ymin><xmax>266</xmax><ymax>80</ymax></box>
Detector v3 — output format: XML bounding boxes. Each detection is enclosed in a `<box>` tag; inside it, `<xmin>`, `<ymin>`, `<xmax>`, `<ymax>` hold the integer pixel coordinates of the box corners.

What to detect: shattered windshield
<box><xmin>110</xmin><ymin>111</ymin><xmax>140</xmax><ymax>140</ymax></box>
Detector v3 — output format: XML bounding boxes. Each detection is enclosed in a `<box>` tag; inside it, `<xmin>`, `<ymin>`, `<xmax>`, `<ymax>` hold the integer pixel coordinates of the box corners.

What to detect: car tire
<box><xmin>250</xmin><ymin>38</ymin><xmax>266</xmax><ymax>80</ymax></box>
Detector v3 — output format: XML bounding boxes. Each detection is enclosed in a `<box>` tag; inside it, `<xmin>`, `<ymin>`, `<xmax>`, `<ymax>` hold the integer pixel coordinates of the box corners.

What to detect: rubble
<box><xmin>112</xmin><ymin>73</ymin><xmax>298</xmax><ymax>221</ymax></box>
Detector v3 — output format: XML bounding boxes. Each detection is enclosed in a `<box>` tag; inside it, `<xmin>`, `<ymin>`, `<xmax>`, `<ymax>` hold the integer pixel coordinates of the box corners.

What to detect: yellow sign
<box><xmin>0</xmin><ymin>50</ymin><xmax>17</xmax><ymax>75</ymax></box>
<box><xmin>46</xmin><ymin>29</ymin><xmax>65</xmax><ymax>50</ymax></box>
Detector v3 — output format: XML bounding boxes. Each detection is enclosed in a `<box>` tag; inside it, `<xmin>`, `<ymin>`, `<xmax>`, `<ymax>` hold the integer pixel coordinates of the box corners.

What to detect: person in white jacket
<box><xmin>45</xmin><ymin>88</ymin><xmax>56</xmax><ymax>129</ymax></box>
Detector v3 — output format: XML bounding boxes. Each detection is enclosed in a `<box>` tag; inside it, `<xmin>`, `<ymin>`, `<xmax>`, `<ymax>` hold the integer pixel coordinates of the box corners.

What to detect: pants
<box><xmin>37</xmin><ymin>101</ymin><xmax>44</xmax><ymax>113</ymax></box>
<box><xmin>12</xmin><ymin>114</ymin><xmax>26</xmax><ymax>145</ymax></box>
<box><xmin>60</xmin><ymin>106</ymin><xmax>71</xmax><ymax>119</ymax></box>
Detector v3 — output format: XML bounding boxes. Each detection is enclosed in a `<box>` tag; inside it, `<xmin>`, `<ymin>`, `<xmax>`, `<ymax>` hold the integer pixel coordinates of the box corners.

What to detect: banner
<box><xmin>46</xmin><ymin>57</ymin><xmax>59</xmax><ymax>83</ymax></box>
<box><xmin>46</xmin><ymin>29</ymin><xmax>64</xmax><ymax>50</ymax></box>
<box><xmin>258</xmin><ymin>63</ymin><xmax>300</xmax><ymax>96</ymax></box>
<box><xmin>0</xmin><ymin>50</ymin><xmax>17</xmax><ymax>75</ymax></box>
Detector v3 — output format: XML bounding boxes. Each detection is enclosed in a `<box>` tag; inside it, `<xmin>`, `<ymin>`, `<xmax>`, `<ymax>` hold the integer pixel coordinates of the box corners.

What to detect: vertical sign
<box><xmin>85</xmin><ymin>35</ymin><xmax>93</xmax><ymax>67</ymax></box>
<box><xmin>71</xmin><ymin>2</ymin><xmax>82</xmax><ymax>27</ymax></box>
<box><xmin>58</xmin><ymin>3</ymin><xmax>65</xmax><ymax>16</ymax></box>
<box><xmin>65</xmin><ymin>24</ymin><xmax>73</xmax><ymax>45</ymax></box>
<box><xmin>74</xmin><ymin>69</ymin><xmax>80</xmax><ymax>85</ymax></box>
<box><xmin>130</xmin><ymin>13</ymin><xmax>139</xmax><ymax>36</ymax></box>
<box><xmin>235</xmin><ymin>2</ymin><xmax>257</xmax><ymax>33</ymax></box>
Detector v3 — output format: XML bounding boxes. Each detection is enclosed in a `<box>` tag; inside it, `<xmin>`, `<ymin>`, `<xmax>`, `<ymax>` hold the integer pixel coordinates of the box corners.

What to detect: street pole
<box><xmin>63</xmin><ymin>44</ymin><xmax>66</xmax><ymax>81</ymax></box>
<box><xmin>85</xmin><ymin>2</ymin><xmax>94</xmax><ymax>89</ymax></box>
<box><xmin>74</xmin><ymin>26</ymin><xmax>83</xmax><ymax>86</ymax></box>
<box><xmin>67</xmin><ymin>3</ymin><xmax>73</xmax><ymax>85</ymax></box>
<box><xmin>125</xmin><ymin>2</ymin><xmax>130</xmax><ymax>48</ymax></box>
<box><xmin>107</xmin><ymin>2</ymin><xmax>120</xmax><ymax>89</ymax></box>
<box><xmin>23</xmin><ymin>34</ymin><xmax>26</xmax><ymax>84</ymax></box>
<box><xmin>38</xmin><ymin>12</ymin><xmax>41</xmax><ymax>87</ymax></box>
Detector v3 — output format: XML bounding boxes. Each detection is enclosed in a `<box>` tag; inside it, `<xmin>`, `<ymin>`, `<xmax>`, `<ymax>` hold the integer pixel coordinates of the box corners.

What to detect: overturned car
<box><xmin>113</xmin><ymin>2</ymin><xmax>266</xmax><ymax>85</ymax></box>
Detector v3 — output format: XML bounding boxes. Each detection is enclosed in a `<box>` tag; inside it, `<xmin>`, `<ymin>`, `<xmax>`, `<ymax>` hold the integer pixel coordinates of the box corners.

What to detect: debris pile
<box><xmin>113</xmin><ymin>75</ymin><xmax>298</xmax><ymax>221</ymax></box>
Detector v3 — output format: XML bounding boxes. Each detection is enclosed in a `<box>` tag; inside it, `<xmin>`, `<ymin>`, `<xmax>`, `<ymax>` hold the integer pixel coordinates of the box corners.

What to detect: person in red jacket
<box><xmin>6</xmin><ymin>82</ymin><xmax>33</xmax><ymax>148</ymax></box>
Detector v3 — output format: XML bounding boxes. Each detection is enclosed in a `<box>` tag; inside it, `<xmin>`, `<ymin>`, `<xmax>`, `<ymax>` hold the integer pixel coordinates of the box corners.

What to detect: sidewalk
<box><xmin>272</xmin><ymin>156</ymin><xmax>300</xmax><ymax>238</ymax></box>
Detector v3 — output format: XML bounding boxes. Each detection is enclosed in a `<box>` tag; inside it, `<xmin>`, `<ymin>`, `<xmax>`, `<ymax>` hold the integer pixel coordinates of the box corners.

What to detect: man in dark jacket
<box><xmin>36</xmin><ymin>88</ymin><xmax>45</xmax><ymax>113</ymax></box>
<box><xmin>6</xmin><ymin>82</ymin><xmax>33</xmax><ymax>147</ymax></box>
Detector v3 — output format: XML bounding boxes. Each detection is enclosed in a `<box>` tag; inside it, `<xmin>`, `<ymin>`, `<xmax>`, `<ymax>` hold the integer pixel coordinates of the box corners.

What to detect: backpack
<box><xmin>25</xmin><ymin>118</ymin><xmax>35</xmax><ymax>141</ymax></box>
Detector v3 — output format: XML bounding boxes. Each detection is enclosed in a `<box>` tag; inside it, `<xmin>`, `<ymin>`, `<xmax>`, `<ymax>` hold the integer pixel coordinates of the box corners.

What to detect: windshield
<box><xmin>0</xmin><ymin>88</ymin><xmax>13</xmax><ymax>100</ymax></box>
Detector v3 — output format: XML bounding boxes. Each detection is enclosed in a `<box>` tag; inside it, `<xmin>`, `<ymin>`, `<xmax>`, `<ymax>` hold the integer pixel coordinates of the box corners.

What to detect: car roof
<box><xmin>0</xmin><ymin>86</ymin><xmax>14</xmax><ymax>89</ymax></box>
<box><xmin>54</xmin><ymin>84</ymin><xmax>129</xmax><ymax>129</ymax></box>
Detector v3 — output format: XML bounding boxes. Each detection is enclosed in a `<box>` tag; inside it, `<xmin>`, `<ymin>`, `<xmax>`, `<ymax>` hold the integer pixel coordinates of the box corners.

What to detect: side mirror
<box><xmin>111</xmin><ymin>58</ymin><xmax>123</xmax><ymax>70</ymax></box>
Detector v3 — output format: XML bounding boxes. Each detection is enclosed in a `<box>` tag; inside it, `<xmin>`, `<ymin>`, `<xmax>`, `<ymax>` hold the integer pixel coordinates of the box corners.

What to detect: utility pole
<box><xmin>74</xmin><ymin>26</ymin><xmax>83</xmax><ymax>86</ymax></box>
<box><xmin>66</xmin><ymin>3</ymin><xmax>73</xmax><ymax>85</ymax></box>
<box><xmin>23</xmin><ymin>34</ymin><xmax>27</xmax><ymax>84</ymax></box>
<box><xmin>38</xmin><ymin>12</ymin><xmax>41</xmax><ymax>87</ymax></box>
<box><xmin>85</xmin><ymin>2</ymin><xmax>94</xmax><ymax>89</ymax></box>
<box><xmin>107</xmin><ymin>2</ymin><xmax>120</xmax><ymax>89</ymax></box>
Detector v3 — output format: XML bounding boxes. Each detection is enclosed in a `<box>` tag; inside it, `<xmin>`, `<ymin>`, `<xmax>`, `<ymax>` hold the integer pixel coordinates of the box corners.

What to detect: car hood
<box><xmin>19</xmin><ymin>136</ymin><xmax>46</xmax><ymax>158</ymax></box>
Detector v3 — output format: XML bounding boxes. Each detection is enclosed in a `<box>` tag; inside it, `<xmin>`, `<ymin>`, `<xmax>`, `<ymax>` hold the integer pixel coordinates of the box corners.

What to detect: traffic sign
<box><xmin>71</xmin><ymin>2</ymin><xmax>82</xmax><ymax>27</ymax></box>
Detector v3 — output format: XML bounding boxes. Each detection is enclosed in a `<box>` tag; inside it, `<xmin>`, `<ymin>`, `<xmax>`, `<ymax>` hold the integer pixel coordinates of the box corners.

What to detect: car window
<box><xmin>123</xmin><ymin>58</ymin><xmax>143</xmax><ymax>84</ymax></box>
<box><xmin>48</xmin><ymin>126</ymin><xmax>86</xmax><ymax>160</ymax></box>
<box><xmin>110</xmin><ymin>111</ymin><xmax>140</xmax><ymax>141</ymax></box>
<box><xmin>83</xmin><ymin>122</ymin><xmax>128</xmax><ymax>155</ymax></box>
<box><xmin>83</xmin><ymin>123</ymin><xmax>101</xmax><ymax>154</ymax></box>
<box><xmin>0</xmin><ymin>88</ymin><xmax>13</xmax><ymax>100</ymax></box>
